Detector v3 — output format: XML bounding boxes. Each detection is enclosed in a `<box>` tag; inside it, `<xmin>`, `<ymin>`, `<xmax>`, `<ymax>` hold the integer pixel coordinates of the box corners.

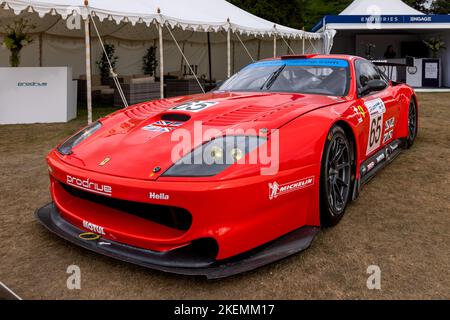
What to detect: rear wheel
<box><xmin>320</xmin><ymin>126</ymin><xmax>352</xmax><ymax>227</ymax></box>
<box><xmin>406</xmin><ymin>99</ymin><xmax>418</xmax><ymax>148</ymax></box>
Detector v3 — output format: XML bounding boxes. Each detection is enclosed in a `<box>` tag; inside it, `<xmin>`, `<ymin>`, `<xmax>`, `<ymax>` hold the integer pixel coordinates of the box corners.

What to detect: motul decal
<box><xmin>269</xmin><ymin>177</ymin><xmax>315</xmax><ymax>200</ymax></box>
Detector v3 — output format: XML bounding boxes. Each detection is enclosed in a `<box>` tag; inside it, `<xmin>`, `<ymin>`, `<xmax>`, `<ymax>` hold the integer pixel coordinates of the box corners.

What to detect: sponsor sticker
<box><xmin>82</xmin><ymin>220</ymin><xmax>106</xmax><ymax>236</ymax></box>
<box><xmin>383</xmin><ymin>130</ymin><xmax>394</xmax><ymax>144</ymax></box>
<box><xmin>383</xmin><ymin>117</ymin><xmax>395</xmax><ymax>144</ymax></box>
<box><xmin>149</xmin><ymin>192</ymin><xmax>170</xmax><ymax>200</ymax></box>
<box><xmin>269</xmin><ymin>177</ymin><xmax>315</xmax><ymax>200</ymax></box>
<box><xmin>143</xmin><ymin>120</ymin><xmax>184</xmax><ymax>133</ymax></box>
<box><xmin>66</xmin><ymin>175</ymin><xmax>112</xmax><ymax>197</ymax></box>
<box><xmin>385</xmin><ymin>117</ymin><xmax>395</xmax><ymax>131</ymax></box>
<box><xmin>366</xmin><ymin>98</ymin><xmax>386</xmax><ymax>115</ymax></box>
<box><xmin>365</xmin><ymin>98</ymin><xmax>386</xmax><ymax>155</ymax></box>
<box><xmin>357</xmin><ymin>105</ymin><xmax>367</xmax><ymax>119</ymax></box>
<box><xmin>171</xmin><ymin>101</ymin><xmax>218</xmax><ymax>113</ymax></box>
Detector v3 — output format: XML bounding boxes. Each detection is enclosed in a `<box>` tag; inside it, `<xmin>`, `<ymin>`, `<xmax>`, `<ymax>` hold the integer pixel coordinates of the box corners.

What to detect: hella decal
<box><xmin>269</xmin><ymin>177</ymin><xmax>315</xmax><ymax>200</ymax></box>
<box><xmin>149</xmin><ymin>192</ymin><xmax>170</xmax><ymax>200</ymax></box>
<box><xmin>66</xmin><ymin>175</ymin><xmax>112</xmax><ymax>197</ymax></box>
<box><xmin>82</xmin><ymin>220</ymin><xmax>106</xmax><ymax>236</ymax></box>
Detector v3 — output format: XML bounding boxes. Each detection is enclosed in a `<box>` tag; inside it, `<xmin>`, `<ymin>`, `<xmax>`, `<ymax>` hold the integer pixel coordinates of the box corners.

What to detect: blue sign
<box><xmin>312</xmin><ymin>14</ymin><xmax>450</xmax><ymax>32</ymax></box>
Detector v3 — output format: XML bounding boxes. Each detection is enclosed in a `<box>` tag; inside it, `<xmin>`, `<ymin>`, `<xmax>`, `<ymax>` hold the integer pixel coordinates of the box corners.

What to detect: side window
<box><xmin>355</xmin><ymin>60</ymin><xmax>386</xmax><ymax>96</ymax></box>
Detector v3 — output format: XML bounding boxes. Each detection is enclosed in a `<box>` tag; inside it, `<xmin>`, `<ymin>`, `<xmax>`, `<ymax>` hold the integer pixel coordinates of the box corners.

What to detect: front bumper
<box><xmin>46</xmin><ymin>150</ymin><xmax>321</xmax><ymax>260</ymax></box>
<box><xmin>36</xmin><ymin>203</ymin><xmax>319</xmax><ymax>279</ymax></box>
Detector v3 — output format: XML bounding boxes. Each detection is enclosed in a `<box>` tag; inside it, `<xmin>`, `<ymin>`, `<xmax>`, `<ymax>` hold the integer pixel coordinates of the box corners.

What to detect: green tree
<box><xmin>431</xmin><ymin>0</ymin><xmax>450</xmax><ymax>14</ymax></box>
<box><xmin>228</xmin><ymin>0</ymin><xmax>352</xmax><ymax>30</ymax></box>
<box><xmin>228</xmin><ymin>0</ymin><xmax>450</xmax><ymax>31</ymax></box>
<box><xmin>403</xmin><ymin>0</ymin><xmax>430</xmax><ymax>13</ymax></box>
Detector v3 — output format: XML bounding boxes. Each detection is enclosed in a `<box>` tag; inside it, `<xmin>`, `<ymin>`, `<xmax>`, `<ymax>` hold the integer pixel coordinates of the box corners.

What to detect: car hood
<box><xmin>61</xmin><ymin>91</ymin><xmax>345</xmax><ymax>180</ymax></box>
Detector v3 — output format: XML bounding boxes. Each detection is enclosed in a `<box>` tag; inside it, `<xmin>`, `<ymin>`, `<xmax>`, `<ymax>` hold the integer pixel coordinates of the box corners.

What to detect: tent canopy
<box><xmin>1</xmin><ymin>0</ymin><xmax>321</xmax><ymax>39</ymax></box>
<box><xmin>339</xmin><ymin>0</ymin><xmax>424</xmax><ymax>16</ymax></box>
<box><xmin>312</xmin><ymin>0</ymin><xmax>450</xmax><ymax>32</ymax></box>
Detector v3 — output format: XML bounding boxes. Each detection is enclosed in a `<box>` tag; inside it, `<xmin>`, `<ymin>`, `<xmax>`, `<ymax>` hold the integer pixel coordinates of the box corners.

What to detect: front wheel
<box><xmin>320</xmin><ymin>126</ymin><xmax>352</xmax><ymax>227</ymax></box>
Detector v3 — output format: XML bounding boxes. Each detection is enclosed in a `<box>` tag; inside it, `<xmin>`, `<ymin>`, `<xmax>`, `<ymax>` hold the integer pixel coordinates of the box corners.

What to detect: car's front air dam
<box><xmin>35</xmin><ymin>203</ymin><xmax>319</xmax><ymax>279</ymax></box>
<box><xmin>46</xmin><ymin>150</ymin><xmax>321</xmax><ymax>260</ymax></box>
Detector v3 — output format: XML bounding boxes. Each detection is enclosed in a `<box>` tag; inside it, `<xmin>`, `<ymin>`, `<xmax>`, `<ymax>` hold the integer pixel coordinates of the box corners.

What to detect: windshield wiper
<box><xmin>260</xmin><ymin>64</ymin><xmax>286</xmax><ymax>91</ymax></box>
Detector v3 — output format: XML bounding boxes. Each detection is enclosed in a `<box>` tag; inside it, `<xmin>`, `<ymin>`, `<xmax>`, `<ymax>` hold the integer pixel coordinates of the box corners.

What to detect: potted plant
<box><xmin>364</xmin><ymin>43</ymin><xmax>376</xmax><ymax>60</ymax></box>
<box><xmin>1</xmin><ymin>18</ymin><xmax>35</xmax><ymax>67</ymax></box>
<box><xmin>96</xmin><ymin>43</ymin><xmax>118</xmax><ymax>85</ymax></box>
<box><xmin>423</xmin><ymin>37</ymin><xmax>446</xmax><ymax>58</ymax></box>
<box><xmin>143</xmin><ymin>46</ymin><xmax>158</xmax><ymax>81</ymax></box>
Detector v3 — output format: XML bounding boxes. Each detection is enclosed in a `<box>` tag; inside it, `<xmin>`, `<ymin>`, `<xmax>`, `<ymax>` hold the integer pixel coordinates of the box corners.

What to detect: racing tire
<box><xmin>406</xmin><ymin>98</ymin><xmax>418</xmax><ymax>149</ymax></box>
<box><xmin>320</xmin><ymin>125</ymin><xmax>352</xmax><ymax>227</ymax></box>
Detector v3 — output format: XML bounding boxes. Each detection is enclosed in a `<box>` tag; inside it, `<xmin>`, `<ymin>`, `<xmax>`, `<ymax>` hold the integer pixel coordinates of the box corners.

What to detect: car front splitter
<box><xmin>35</xmin><ymin>203</ymin><xmax>319</xmax><ymax>280</ymax></box>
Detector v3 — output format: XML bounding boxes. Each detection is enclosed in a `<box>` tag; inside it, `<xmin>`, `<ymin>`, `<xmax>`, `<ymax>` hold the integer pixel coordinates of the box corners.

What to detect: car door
<box><xmin>355</xmin><ymin>59</ymin><xmax>400</xmax><ymax>157</ymax></box>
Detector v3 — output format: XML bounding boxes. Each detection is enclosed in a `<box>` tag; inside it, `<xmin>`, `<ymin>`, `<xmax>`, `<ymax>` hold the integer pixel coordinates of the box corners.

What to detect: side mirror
<box><xmin>213</xmin><ymin>80</ymin><xmax>225</xmax><ymax>91</ymax></box>
<box><xmin>367</xmin><ymin>79</ymin><xmax>387</xmax><ymax>92</ymax></box>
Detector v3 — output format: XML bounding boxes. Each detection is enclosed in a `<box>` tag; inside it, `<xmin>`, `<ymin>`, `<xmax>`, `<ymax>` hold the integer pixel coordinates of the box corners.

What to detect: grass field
<box><xmin>0</xmin><ymin>93</ymin><xmax>449</xmax><ymax>299</ymax></box>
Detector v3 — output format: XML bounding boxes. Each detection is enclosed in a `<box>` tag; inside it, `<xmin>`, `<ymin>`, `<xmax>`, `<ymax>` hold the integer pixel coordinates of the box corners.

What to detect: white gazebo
<box><xmin>312</xmin><ymin>0</ymin><xmax>450</xmax><ymax>88</ymax></box>
<box><xmin>0</xmin><ymin>0</ymin><xmax>332</xmax><ymax>124</ymax></box>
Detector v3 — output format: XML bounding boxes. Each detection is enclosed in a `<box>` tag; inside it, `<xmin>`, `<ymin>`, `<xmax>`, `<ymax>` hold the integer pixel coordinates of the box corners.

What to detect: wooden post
<box><xmin>207</xmin><ymin>32</ymin><xmax>212</xmax><ymax>83</ymax></box>
<box><xmin>227</xmin><ymin>18</ymin><xmax>231</xmax><ymax>78</ymax></box>
<box><xmin>158</xmin><ymin>8</ymin><xmax>164</xmax><ymax>99</ymax></box>
<box><xmin>302</xmin><ymin>27</ymin><xmax>305</xmax><ymax>54</ymax></box>
<box><xmin>84</xmin><ymin>0</ymin><xmax>92</xmax><ymax>124</ymax></box>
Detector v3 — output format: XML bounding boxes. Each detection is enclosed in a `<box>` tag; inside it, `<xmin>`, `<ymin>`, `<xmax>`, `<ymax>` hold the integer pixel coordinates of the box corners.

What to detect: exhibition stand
<box><xmin>0</xmin><ymin>67</ymin><xmax>77</xmax><ymax>124</ymax></box>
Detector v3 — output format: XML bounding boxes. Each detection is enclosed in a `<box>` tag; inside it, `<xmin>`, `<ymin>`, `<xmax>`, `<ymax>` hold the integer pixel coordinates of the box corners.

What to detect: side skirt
<box><xmin>352</xmin><ymin>139</ymin><xmax>405</xmax><ymax>200</ymax></box>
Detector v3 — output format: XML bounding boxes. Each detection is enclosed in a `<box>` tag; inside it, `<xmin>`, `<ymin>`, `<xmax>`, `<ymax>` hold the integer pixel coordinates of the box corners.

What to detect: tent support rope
<box><xmin>88</xmin><ymin>12</ymin><xmax>129</xmax><ymax>108</ymax></box>
<box><xmin>234</xmin><ymin>32</ymin><xmax>255</xmax><ymax>62</ymax></box>
<box><xmin>308</xmin><ymin>37</ymin><xmax>318</xmax><ymax>54</ymax></box>
<box><xmin>281</xmin><ymin>37</ymin><xmax>295</xmax><ymax>55</ymax></box>
<box><xmin>165</xmin><ymin>24</ymin><xmax>205</xmax><ymax>94</ymax></box>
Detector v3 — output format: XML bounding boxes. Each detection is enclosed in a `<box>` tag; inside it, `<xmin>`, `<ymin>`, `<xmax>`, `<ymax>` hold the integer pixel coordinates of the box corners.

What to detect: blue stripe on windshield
<box><xmin>246</xmin><ymin>59</ymin><xmax>349</xmax><ymax>69</ymax></box>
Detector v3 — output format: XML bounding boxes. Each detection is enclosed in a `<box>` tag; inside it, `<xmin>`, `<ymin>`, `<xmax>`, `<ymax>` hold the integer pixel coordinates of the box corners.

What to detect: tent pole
<box><xmin>227</xmin><ymin>18</ymin><xmax>231</xmax><ymax>78</ymax></box>
<box><xmin>84</xmin><ymin>1</ymin><xmax>93</xmax><ymax>125</ymax></box>
<box><xmin>302</xmin><ymin>27</ymin><xmax>305</xmax><ymax>54</ymax></box>
<box><xmin>39</xmin><ymin>33</ymin><xmax>43</xmax><ymax>67</ymax></box>
<box><xmin>207</xmin><ymin>32</ymin><xmax>212</xmax><ymax>83</ymax></box>
<box><xmin>158</xmin><ymin>13</ymin><xmax>164</xmax><ymax>99</ymax></box>
<box><xmin>273</xmin><ymin>34</ymin><xmax>277</xmax><ymax>57</ymax></box>
<box><xmin>273</xmin><ymin>25</ymin><xmax>277</xmax><ymax>57</ymax></box>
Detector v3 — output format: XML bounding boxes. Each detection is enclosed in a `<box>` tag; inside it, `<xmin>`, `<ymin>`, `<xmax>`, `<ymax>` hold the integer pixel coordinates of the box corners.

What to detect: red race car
<box><xmin>36</xmin><ymin>55</ymin><xmax>418</xmax><ymax>279</ymax></box>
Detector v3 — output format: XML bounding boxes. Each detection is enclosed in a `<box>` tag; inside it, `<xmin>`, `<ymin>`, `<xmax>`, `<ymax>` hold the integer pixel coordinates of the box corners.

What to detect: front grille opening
<box><xmin>60</xmin><ymin>183</ymin><xmax>192</xmax><ymax>231</ymax></box>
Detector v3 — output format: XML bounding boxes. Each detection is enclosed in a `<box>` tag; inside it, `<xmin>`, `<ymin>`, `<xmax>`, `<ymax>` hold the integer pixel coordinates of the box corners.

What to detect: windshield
<box><xmin>217</xmin><ymin>59</ymin><xmax>350</xmax><ymax>97</ymax></box>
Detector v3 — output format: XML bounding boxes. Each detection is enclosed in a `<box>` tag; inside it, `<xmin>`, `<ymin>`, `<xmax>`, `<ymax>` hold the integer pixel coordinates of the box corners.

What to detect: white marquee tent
<box><xmin>339</xmin><ymin>0</ymin><xmax>423</xmax><ymax>16</ymax></box>
<box><xmin>0</xmin><ymin>0</ymin><xmax>333</xmax><ymax>122</ymax></box>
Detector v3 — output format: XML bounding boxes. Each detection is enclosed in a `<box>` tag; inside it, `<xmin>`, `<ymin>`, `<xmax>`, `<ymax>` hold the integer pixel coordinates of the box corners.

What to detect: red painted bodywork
<box><xmin>46</xmin><ymin>55</ymin><xmax>418</xmax><ymax>260</ymax></box>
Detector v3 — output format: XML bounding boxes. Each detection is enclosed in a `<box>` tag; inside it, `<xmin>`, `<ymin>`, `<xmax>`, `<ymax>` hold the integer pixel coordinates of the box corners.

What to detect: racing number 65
<box><xmin>367</xmin><ymin>113</ymin><xmax>384</xmax><ymax>155</ymax></box>
<box><xmin>370</xmin><ymin>115</ymin><xmax>382</xmax><ymax>147</ymax></box>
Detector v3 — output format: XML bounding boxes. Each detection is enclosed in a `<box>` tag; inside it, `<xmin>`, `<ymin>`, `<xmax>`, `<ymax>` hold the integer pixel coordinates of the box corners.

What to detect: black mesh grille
<box><xmin>60</xmin><ymin>183</ymin><xmax>192</xmax><ymax>231</ymax></box>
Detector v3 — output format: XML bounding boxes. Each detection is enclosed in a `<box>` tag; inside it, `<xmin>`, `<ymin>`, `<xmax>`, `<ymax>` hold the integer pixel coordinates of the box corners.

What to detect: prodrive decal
<box><xmin>269</xmin><ymin>177</ymin><xmax>315</xmax><ymax>200</ymax></box>
<box><xmin>66</xmin><ymin>175</ymin><xmax>112</xmax><ymax>197</ymax></box>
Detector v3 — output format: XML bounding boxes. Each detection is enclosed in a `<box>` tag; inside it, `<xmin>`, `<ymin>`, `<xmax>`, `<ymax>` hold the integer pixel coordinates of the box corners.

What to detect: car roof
<box><xmin>259</xmin><ymin>54</ymin><xmax>361</xmax><ymax>63</ymax></box>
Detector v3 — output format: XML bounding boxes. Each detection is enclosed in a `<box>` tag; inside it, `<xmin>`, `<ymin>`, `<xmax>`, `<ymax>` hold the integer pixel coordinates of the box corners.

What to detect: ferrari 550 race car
<box><xmin>36</xmin><ymin>54</ymin><xmax>418</xmax><ymax>279</ymax></box>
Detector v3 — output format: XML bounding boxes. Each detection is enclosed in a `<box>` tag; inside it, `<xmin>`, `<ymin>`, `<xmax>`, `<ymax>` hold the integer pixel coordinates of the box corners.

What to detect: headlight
<box><xmin>163</xmin><ymin>136</ymin><xmax>266</xmax><ymax>177</ymax></box>
<box><xmin>57</xmin><ymin>122</ymin><xmax>102</xmax><ymax>155</ymax></box>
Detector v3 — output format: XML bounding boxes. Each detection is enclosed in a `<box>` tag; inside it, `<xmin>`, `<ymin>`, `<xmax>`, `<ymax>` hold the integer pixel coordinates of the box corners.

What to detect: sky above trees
<box><xmin>228</xmin><ymin>0</ymin><xmax>450</xmax><ymax>30</ymax></box>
